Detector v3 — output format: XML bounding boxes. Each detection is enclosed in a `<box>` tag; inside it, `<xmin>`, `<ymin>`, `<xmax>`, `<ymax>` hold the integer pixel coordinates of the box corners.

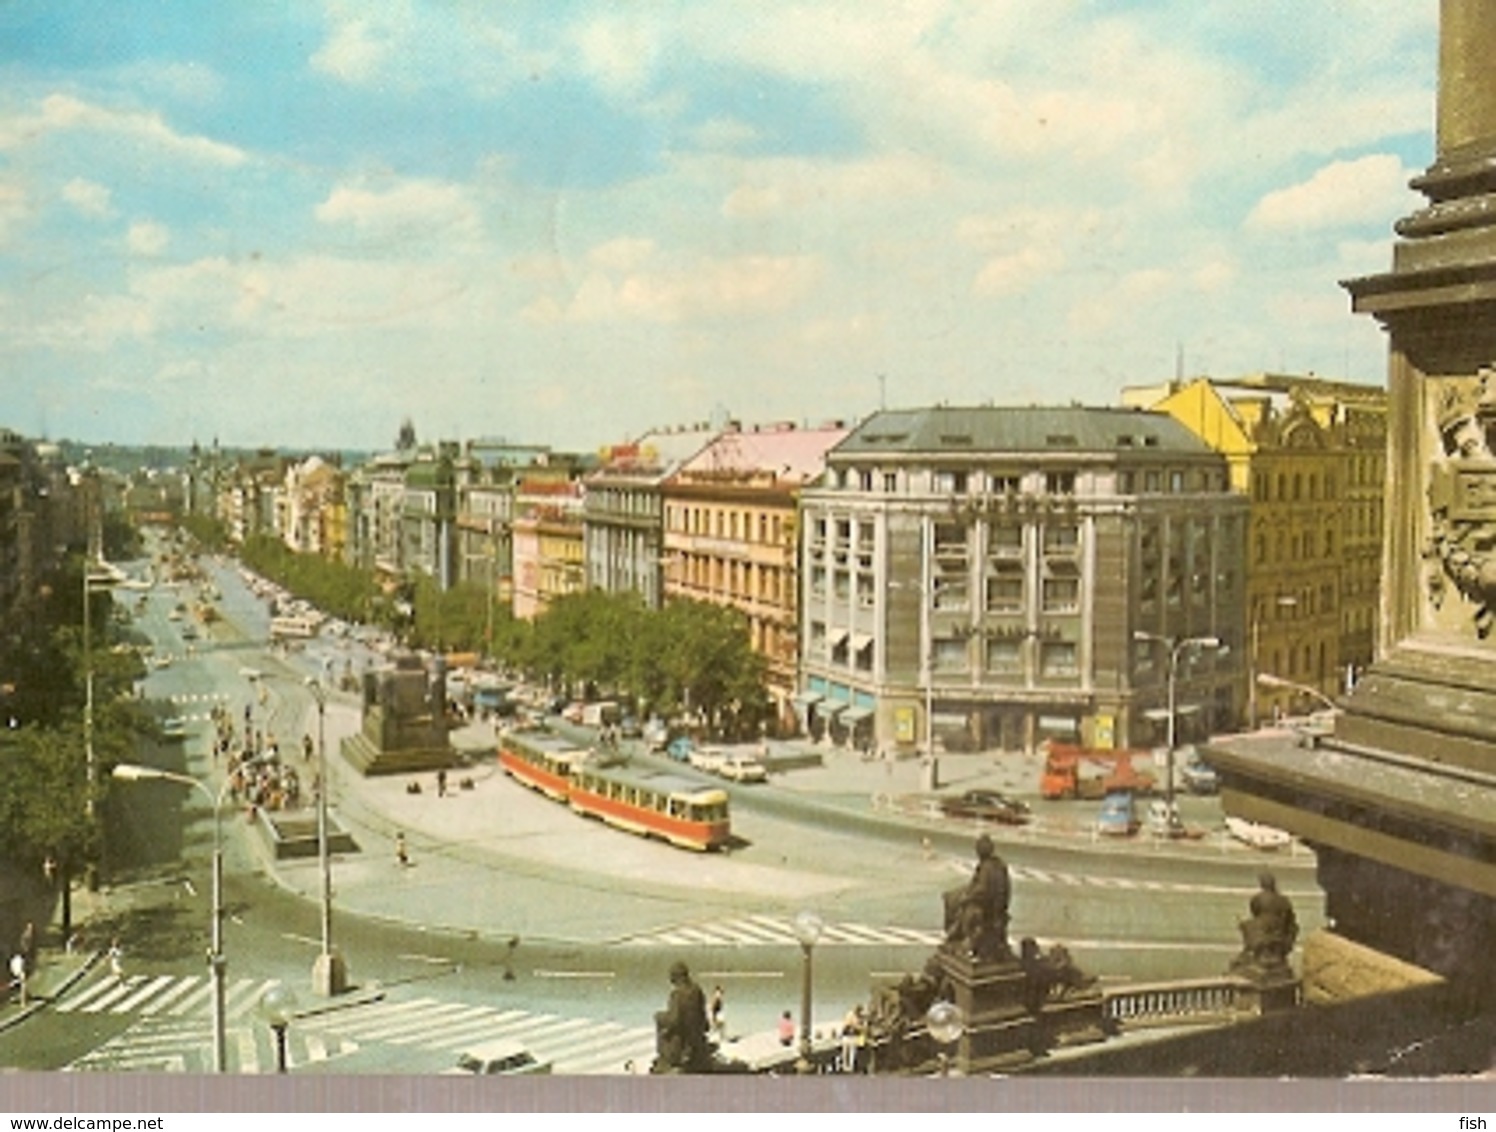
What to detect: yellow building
<box><xmin>661</xmin><ymin>423</ymin><xmax>848</xmax><ymax>729</ymax></box>
<box><xmin>1124</xmin><ymin>374</ymin><xmax>1386</xmax><ymax>723</ymax></box>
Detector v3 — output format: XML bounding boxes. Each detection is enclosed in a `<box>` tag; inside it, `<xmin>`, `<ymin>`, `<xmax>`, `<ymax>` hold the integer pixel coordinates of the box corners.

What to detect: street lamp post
<box><xmin>1255</xmin><ymin>672</ymin><xmax>1338</xmax><ymax>714</ymax></box>
<box><xmin>792</xmin><ymin>909</ymin><xmax>824</xmax><ymax>1073</ymax></box>
<box><xmin>304</xmin><ymin>677</ymin><xmax>346</xmax><ymax>996</ymax></box>
<box><xmin>258</xmin><ymin>985</ymin><xmax>297</xmax><ymax>1074</ymax></box>
<box><xmin>925</xmin><ymin>1000</ymin><xmax>966</xmax><ymax>1076</ymax></box>
<box><xmin>111</xmin><ymin>763</ymin><xmax>242</xmax><ymax>1073</ymax></box>
<box><xmin>1134</xmin><ymin>631</ymin><xmax>1222</xmax><ymax>828</ymax></box>
<box><xmin>1248</xmin><ymin>595</ymin><xmax>1297</xmax><ymax>730</ymax></box>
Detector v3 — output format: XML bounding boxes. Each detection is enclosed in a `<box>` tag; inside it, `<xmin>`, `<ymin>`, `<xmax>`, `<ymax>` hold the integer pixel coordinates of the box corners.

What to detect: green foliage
<box><xmin>240</xmin><ymin>534</ymin><xmax>381</xmax><ymax>625</ymax></box>
<box><xmin>179</xmin><ymin>512</ymin><xmax>230</xmax><ymax>552</ymax></box>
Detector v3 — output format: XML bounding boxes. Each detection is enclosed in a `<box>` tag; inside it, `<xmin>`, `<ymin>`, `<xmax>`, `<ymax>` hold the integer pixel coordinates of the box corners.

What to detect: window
<box><xmin>1144</xmin><ymin>470</ymin><xmax>1161</xmax><ymax>493</ymax></box>
<box><xmin>1040</xmin><ymin>642</ymin><xmax>1078</xmax><ymax>678</ymax></box>
<box><xmin>1042</xmin><ymin>576</ymin><xmax>1080</xmax><ymax>612</ymax></box>
<box><xmin>990</xmin><ymin>525</ymin><xmax>1023</xmax><ymax>555</ymax></box>
<box><xmin>883</xmin><ymin>472</ymin><xmax>898</xmax><ymax>493</ymax></box>
<box><xmin>992</xmin><ymin>474</ymin><xmax>1022</xmax><ymax>494</ymax></box>
<box><xmin>934</xmin><ymin>470</ymin><xmax>968</xmax><ymax>494</ymax></box>
<box><xmin>1118</xmin><ymin>471</ymin><xmax>1134</xmax><ymax>494</ymax></box>
<box><xmin>933</xmin><ymin>576</ymin><xmax>969</xmax><ymax>611</ymax></box>
<box><xmin>1170</xmin><ymin>470</ymin><xmax>1185</xmax><ymax>493</ymax></box>
<box><xmin>858</xmin><ymin>469</ymin><xmax>873</xmax><ymax>492</ymax></box>
<box><xmin>986</xmin><ymin>574</ymin><xmax>1024</xmax><ymax>613</ymax></box>
<box><xmin>1046</xmin><ymin>471</ymin><xmax>1076</xmax><ymax>495</ymax></box>
<box><xmin>1043</xmin><ymin>524</ymin><xmax>1079</xmax><ymax>554</ymax></box>
<box><xmin>986</xmin><ymin>638</ymin><xmax>1022</xmax><ymax>671</ymax></box>
<box><xmin>932</xmin><ymin>638</ymin><xmax>967</xmax><ymax>671</ymax></box>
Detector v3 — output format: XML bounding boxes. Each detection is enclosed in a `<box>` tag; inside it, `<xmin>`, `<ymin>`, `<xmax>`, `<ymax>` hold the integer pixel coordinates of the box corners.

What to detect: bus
<box><xmin>269</xmin><ymin>614</ymin><xmax>320</xmax><ymax>640</ymax></box>
<box><xmin>498</xmin><ymin>726</ymin><xmax>731</xmax><ymax>851</ymax></box>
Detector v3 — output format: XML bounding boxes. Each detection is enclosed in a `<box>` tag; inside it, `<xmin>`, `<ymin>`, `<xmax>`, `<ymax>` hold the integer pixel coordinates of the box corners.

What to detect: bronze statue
<box><xmin>1232</xmin><ymin>871</ymin><xmax>1299</xmax><ymax>975</ymax></box>
<box><xmin>651</xmin><ymin>960</ymin><xmax>714</xmax><ymax>1073</ymax></box>
<box><xmin>942</xmin><ymin>834</ymin><xmax>1012</xmax><ymax>962</ymax></box>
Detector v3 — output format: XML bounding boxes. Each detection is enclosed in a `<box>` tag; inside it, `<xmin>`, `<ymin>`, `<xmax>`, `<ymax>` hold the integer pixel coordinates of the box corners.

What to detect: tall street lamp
<box><xmin>112</xmin><ymin>762</ymin><xmax>244</xmax><ymax>1073</ymax></box>
<box><xmin>1255</xmin><ymin>672</ymin><xmax>1338</xmax><ymax>714</ymax></box>
<box><xmin>1248</xmin><ymin>595</ymin><xmax>1298</xmax><ymax>730</ymax></box>
<box><xmin>304</xmin><ymin>677</ymin><xmax>346</xmax><ymax>996</ymax></box>
<box><xmin>82</xmin><ymin>558</ymin><xmax>122</xmax><ymax>890</ymax></box>
<box><xmin>1134</xmin><ymin>631</ymin><xmax>1222</xmax><ymax>829</ymax></box>
<box><xmin>792</xmin><ymin>909</ymin><xmax>824</xmax><ymax>1073</ymax></box>
<box><xmin>258</xmin><ymin>985</ymin><xmax>297</xmax><ymax>1074</ymax></box>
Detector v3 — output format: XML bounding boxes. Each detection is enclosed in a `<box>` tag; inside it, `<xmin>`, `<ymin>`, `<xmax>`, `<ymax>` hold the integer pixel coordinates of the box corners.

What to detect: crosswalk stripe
<box><xmin>167</xmin><ymin>981</ymin><xmax>213</xmax><ymax>1016</ymax></box>
<box><xmin>235</xmin><ymin>1028</ymin><xmax>261</xmax><ymax>1074</ymax></box>
<box><xmin>372</xmin><ymin>1002</ymin><xmax>498</xmax><ymax>1044</ymax></box>
<box><xmin>557</xmin><ymin>1028</ymin><xmax>657</xmax><ymax>1075</ymax></box>
<box><xmin>80</xmin><ymin>977</ymin><xmax>146</xmax><ymax>1013</ymax></box>
<box><xmin>141</xmin><ymin>976</ymin><xmax>203</xmax><ymax>1014</ymax></box>
<box><xmin>703</xmin><ymin>923</ymin><xmax>790</xmax><ymax>945</ymax></box>
<box><xmin>389</xmin><ymin>1010</ymin><xmax>531</xmax><ymax>1049</ymax></box>
<box><xmin>332</xmin><ymin>998</ymin><xmax>453</xmax><ymax>1041</ymax></box>
<box><xmin>819</xmin><ymin>923</ymin><xmax>899</xmax><ymax>944</ymax></box>
<box><xmin>718</xmin><ymin>918</ymin><xmax>795</xmax><ymax>943</ymax></box>
<box><xmin>113</xmin><ymin>975</ymin><xmax>176</xmax><ymax>1012</ymax></box>
<box><xmin>224</xmin><ymin>978</ymin><xmax>275</xmax><ymax>1020</ymax></box>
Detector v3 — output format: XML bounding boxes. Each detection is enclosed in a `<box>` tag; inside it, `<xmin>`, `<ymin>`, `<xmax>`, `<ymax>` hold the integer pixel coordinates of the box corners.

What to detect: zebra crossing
<box><xmin>67</xmin><ymin>1014</ymin><xmax>359</xmax><ymax>1074</ymax></box>
<box><xmin>623</xmin><ymin>913</ymin><xmax>943</xmax><ymax>949</ymax></box>
<box><xmin>56</xmin><ymin>972</ymin><xmax>655</xmax><ymax>1075</ymax></box>
<box><xmin>164</xmin><ymin>691</ymin><xmax>230</xmax><ymax>723</ymax></box>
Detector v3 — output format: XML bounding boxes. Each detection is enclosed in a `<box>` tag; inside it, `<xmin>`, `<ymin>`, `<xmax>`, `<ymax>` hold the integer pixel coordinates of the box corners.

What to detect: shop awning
<box><xmin>820</xmin><ymin>701</ymin><xmax>849</xmax><ymax>717</ymax></box>
<box><xmin>850</xmin><ymin>632</ymin><xmax>874</xmax><ymax>652</ymax></box>
<box><xmin>791</xmin><ymin>691</ymin><xmax>824</xmax><ymax>707</ymax></box>
<box><xmin>840</xmin><ymin>705</ymin><xmax>874</xmax><ymax>724</ymax></box>
<box><xmin>826</xmin><ymin>627</ymin><xmax>850</xmax><ymax>648</ymax></box>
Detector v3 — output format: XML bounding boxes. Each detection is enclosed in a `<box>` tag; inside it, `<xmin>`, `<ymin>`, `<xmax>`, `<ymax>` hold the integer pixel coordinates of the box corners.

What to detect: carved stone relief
<box><xmin>1425</xmin><ymin>365</ymin><xmax>1496</xmax><ymax>639</ymax></box>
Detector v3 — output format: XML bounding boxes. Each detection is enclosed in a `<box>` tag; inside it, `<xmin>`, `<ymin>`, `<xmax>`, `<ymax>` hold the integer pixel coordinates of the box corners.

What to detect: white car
<box><xmin>444</xmin><ymin>1039</ymin><xmax>552</xmax><ymax>1076</ymax></box>
<box><xmin>717</xmin><ymin>751</ymin><xmax>768</xmax><ymax>783</ymax></box>
<box><xmin>687</xmin><ymin>746</ymin><xmax>728</xmax><ymax>774</ymax></box>
<box><xmin>1225</xmin><ymin>816</ymin><xmax>1292</xmax><ymax>851</ymax></box>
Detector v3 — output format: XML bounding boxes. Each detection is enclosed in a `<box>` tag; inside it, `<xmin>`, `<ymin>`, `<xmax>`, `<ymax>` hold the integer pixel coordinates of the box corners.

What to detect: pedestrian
<box><xmin>107</xmin><ymin>937</ymin><xmax>124</xmax><ymax>979</ymax></box>
<box><xmin>395</xmin><ymin>831</ymin><xmax>410</xmax><ymax>868</ymax></box>
<box><xmin>777</xmin><ymin>1010</ymin><xmax>795</xmax><ymax>1047</ymax></box>
<box><xmin>709</xmin><ymin>984</ymin><xmax>725</xmax><ymax>1041</ymax></box>
<box><xmin>436</xmin><ymin>769</ymin><xmax>447</xmax><ymax>798</ymax></box>
<box><xmin>9</xmin><ymin>953</ymin><xmax>26</xmax><ymax>1007</ymax></box>
<box><xmin>839</xmin><ymin>1004</ymin><xmax>866</xmax><ymax>1073</ymax></box>
<box><xmin>18</xmin><ymin>921</ymin><xmax>35</xmax><ymax>975</ymax></box>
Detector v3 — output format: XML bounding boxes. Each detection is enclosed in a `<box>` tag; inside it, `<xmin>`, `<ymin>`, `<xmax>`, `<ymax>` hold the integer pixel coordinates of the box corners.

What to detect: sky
<box><xmin>0</xmin><ymin>1</ymin><xmax>1439</xmax><ymax>454</ymax></box>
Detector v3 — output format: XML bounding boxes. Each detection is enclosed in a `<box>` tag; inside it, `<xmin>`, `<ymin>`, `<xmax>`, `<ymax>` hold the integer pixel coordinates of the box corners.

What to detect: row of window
<box><xmin>827</xmin><ymin>466</ymin><xmax>1227</xmax><ymax>496</ymax></box>
<box><xmin>666</xmin><ymin>503</ymin><xmax>790</xmax><ymax>545</ymax></box>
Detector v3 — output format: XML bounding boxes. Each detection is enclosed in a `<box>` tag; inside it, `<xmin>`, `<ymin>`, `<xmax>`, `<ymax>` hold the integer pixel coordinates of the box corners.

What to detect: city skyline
<box><xmin>2</xmin><ymin>2</ymin><xmax>1436</xmax><ymax>453</ymax></box>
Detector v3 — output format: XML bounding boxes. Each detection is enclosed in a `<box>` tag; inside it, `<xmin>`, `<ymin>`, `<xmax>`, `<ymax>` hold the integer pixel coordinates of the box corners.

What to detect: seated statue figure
<box><xmin>1232</xmin><ymin>871</ymin><xmax>1299</xmax><ymax>975</ymax></box>
<box><xmin>652</xmin><ymin>961</ymin><xmax>714</xmax><ymax>1074</ymax></box>
<box><xmin>942</xmin><ymin>834</ymin><xmax>1013</xmax><ymax>963</ymax></box>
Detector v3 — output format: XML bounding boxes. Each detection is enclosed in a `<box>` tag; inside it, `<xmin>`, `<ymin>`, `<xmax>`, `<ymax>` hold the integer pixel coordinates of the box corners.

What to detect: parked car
<box><xmin>665</xmin><ymin>735</ymin><xmax>696</xmax><ymax>762</ymax></box>
<box><xmin>1146</xmin><ymin>799</ymin><xmax>1181</xmax><ymax>836</ymax></box>
<box><xmin>1225</xmin><ymin>816</ymin><xmax>1292</xmax><ymax>850</ymax></box>
<box><xmin>717</xmin><ymin>750</ymin><xmax>768</xmax><ymax>784</ymax></box>
<box><xmin>1096</xmin><ymin>791</ymin><xmax>1139</xmax><ymax>836</ymax></box>
<box><xmin>1180</xmin><ymin>755</ymin><xmax>1220</xmax><ymax>795</ymax></box>
<box><xmin>938</xmin><ymin>789</ymin><xmax>1031</xmax><ymax>825</ymax></box>
<box><xmin>687</xmin><ymin>746</ymin><xmax>728</xmax><ymax>775</ymax></box>
<box><xmin>617</xmin><ymin>714</ymin><xmax>643</xmax><ymax>739</ymax></box>
<box><xmin>444</xmin><ymin>1039</ymin><xmax>552</xmax><ymax>1076</ymax></box>
<box><xmin>644</xmin><ymin>720</ymin><xmax>670</xmax><ymax>751</ymax></box>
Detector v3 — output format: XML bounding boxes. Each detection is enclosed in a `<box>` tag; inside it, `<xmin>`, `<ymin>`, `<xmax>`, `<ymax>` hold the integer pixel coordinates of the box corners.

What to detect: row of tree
<box><xmin>0</xmin><ymin>557</ymin><xmax>152</xmax><ymax>934</ymax></box>
<box><xmin>217</xmin><ymin>530</ymin><xmax>771</xmax><ymax>739</ymax></box>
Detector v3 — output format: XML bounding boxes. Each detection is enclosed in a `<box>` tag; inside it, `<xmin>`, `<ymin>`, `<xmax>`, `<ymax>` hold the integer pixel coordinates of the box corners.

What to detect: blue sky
<box><xmin>0</xmin><ymin>2</ymin><xmax>1438</xmax><ymax>452</ymax></box>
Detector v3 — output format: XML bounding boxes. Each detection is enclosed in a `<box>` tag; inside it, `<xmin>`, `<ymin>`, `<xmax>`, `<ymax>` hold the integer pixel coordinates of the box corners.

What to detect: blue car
<box><xmin>666</xmin><ymin>736</ymin><xmax>696</xmax><ymax>762</ymax></box>
<box><xmin>1096</xmin><ymin>791</ymin><xmax>1138</xmax><ymax>837</ymax></box>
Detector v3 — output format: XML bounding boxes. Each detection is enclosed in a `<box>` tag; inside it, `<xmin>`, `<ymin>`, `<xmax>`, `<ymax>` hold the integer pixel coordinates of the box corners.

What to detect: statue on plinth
<box><xmin>651</xmin><ymin>961</ymin><xmax>714</xmax><ymax>1074</ymax></box>
<box><xmin>1231</xmin><ymin>871</ymin><xmax>1299</xmax><ymax>976</ymax></box>
<box><xmin>942</xmin><ymin>834</ymin><xmax>1013</xmax><ymax>963</ymax></box>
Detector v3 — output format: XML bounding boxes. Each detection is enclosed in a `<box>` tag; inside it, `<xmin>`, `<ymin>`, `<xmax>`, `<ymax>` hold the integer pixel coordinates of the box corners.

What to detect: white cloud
<box><xmin>126</xmin><ymin>220</ymin><xmax>170</xmax><ymax>257</ymax></box>
<box><xmin>310</xmin><ymin>18</ymin><xmax>392</xmax><ymax>83</ymax></box>
<box><xmin>972</xmin><ymin>246</ymin><xmax>1063</xmax><ymax>297</ymax></box>
<box><xmin>61</xmin><ymin>178</ymin><xmax>115</xmax><ymax>218</ymax></box>
<box><xmin>0</xmin><ymin>182</ymin><xmax>29</xmax><ymax>243</ymax></box>
<box><xmin>1247</xmin><ymin>154</ymin><xmax>1417</xmax><ymax>232</ymax></box>
<box><xmin>315</xmin><ymin>179</ymin><xmax>483</xmax><ymax>243</ymax></box>
<box><xmin>28</xmin><ymin>93</ymin><xmax>247</xmax><ymax>166</ymax></box>
<box><xmin>571</xmin><ymin>14</ymin><xmax>660</xmax><ymax>97</ymax></box>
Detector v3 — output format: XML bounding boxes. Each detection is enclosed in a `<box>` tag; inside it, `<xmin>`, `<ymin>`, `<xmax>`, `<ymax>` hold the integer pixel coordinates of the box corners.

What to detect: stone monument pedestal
<box><xmin>929</xmin><ymin>950</ymin><xmax>1038</xmax><ymax>1071</ymax></box>
<box><xmin>340</xmin><ymin>653</ymin><xmax>458</xmax><ymax>777</ymax></box>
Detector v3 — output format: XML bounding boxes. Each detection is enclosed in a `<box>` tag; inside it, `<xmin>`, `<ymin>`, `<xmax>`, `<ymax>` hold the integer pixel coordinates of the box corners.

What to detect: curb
<box><xmin>0</xmin><ymin>949</ymin><xmax>101</xmax><ymax>1035</ymax></box>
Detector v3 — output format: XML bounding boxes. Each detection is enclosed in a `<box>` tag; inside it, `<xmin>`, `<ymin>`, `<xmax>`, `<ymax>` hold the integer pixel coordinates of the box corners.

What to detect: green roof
<box><xmin>834</xmin><ymin>406</ymin><xmax>1214</xmax><ymax>456</ymax></box>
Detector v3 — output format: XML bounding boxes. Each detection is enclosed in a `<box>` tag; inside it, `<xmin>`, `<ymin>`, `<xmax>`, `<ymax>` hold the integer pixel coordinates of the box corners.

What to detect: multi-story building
<box><xmin>663</xmin><ymin>422</ymin><xmax>849</xmax><ymax>729</ymax></box>
<box><xmin>583</xmin><ymin>426</ymin><xmax>718</xmax><ymax>609</ymax></box>
<box><xmin>345</xmin><ymin>451</ymin><xmax>413</xmax><ymax>579</ymax></box>
<box><xmin>279</xmin><ymin>455</ymin><xmax>345</xmax><ymax>559</ymax></box>
<box><xmin>798</xmin><ymin>406</ymin><xmax>1246</xmax><ymax>754</ymax></box>
<box><xmin>511</xmin><ymin>478</ymin><xmax>584</xmax><ymax>620</ymax></box>
<box><xmin>401</xmin><ymin>445</ymin><xmax>461</xmax><ymax>591</ymax></box>
<box><xmin>1123</xmin><ymin>374</ymin><xmax>1387</xmax><ymax>722</ymax></box>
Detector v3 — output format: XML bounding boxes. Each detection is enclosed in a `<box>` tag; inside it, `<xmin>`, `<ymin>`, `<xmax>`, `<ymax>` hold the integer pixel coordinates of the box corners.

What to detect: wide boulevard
<box><xmin>0</xmin><ymin>547</ymin><xmax>1322</xmax><ymax>1075</ymax></box>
